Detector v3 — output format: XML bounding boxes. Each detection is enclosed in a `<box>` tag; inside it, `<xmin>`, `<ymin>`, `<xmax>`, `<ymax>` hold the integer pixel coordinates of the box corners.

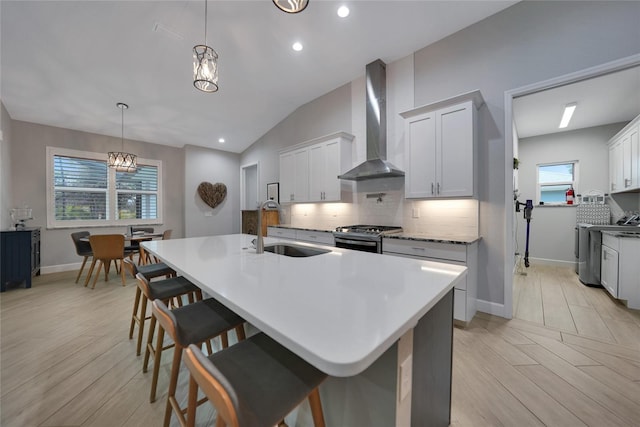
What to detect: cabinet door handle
<box><xmin>437</xmin><ymin>182</ymin><xmax>441</xmax><ymax>194</ymax></box>
<box><xmin>412</xmin><ymin>247</ymin><xmax>426</xmax><ymax>251</ymax></box>
<box><xmin>625</xmin><ymin>178</ymin><xmax>631</xmax><ymax>187</ymax></box>
<box><xmin>431</xmin><ymin>183</ymin><xmax>435</xmax><ymax>195</ymax></box>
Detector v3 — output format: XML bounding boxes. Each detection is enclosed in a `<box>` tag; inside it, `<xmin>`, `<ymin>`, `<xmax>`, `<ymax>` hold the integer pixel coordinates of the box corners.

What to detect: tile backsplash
<box><xmin>286</xmin><ymin>193</ymin><xmax>478</xmax><ymax>237</ymax></box>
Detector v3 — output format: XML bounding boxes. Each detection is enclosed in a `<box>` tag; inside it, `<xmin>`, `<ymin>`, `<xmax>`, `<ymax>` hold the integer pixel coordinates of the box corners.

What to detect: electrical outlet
<box><xmin>204</xmin><ymin>211</ymin><xmax>213</xmax><ymax>217</ymax></box>
<box><xmin>399</xmin><ymin>355</ymin><xmax>412</xmax><ymax>402</ymax></box>
<box><xmin>412</xmin><ymin>208</ymin><xmax>420</xmax><ymax>218</ymax></box>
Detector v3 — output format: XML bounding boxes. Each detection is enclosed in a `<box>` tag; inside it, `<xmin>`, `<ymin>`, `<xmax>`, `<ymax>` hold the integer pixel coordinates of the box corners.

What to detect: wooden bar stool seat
<box><xmin>184</xmin><ymin>333</ymin><xmax>327</xmax><ymax>427</ymax></box>
<box><xmin>151</xmin><ymin>299</ymin><xmax>245</xmax><ymax>427</ymax></box>
<box><xmin>129</xmin><ymin>269</ymin><xmax>202</xmax><ymax>356</ymax></box>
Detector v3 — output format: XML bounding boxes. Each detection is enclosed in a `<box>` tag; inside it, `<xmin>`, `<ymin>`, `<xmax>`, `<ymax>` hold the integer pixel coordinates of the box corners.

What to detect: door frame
<box><xmin>503</xmin><ymin>53</ymin><xmax>640</xmax><ymax>319</ymax></box>
<box><xmin>240</xmin><ymin>162</ymin><xmax>259</xmax><ymax>211</ymax></box>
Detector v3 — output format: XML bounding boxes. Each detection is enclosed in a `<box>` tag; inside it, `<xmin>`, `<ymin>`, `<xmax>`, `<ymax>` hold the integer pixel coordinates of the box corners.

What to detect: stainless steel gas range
<box><xmin>333</xmin><ymin>225</ymin><xmax>403</xmax><ymax>253</ymax></box>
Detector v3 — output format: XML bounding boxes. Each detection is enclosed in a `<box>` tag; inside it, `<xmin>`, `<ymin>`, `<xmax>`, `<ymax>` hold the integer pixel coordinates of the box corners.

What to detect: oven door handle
<box><xmin>334</xmin><ymin>237</ymin><xmax>378</xmax><ymax>247</ymax></box>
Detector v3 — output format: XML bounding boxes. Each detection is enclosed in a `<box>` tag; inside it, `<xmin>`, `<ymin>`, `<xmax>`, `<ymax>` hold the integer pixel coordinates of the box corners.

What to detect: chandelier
<box><xmin>108</xmin><ymin>102</ymin><xmax>137</xmax><ymax>172</ymax></box>
<box><xmin>273</xmin><ymin>0</ymin><xmax>309</xmax><ymax>14</ymax></box>
<box><xmin>193</xmin><ymin>0</ymin><xmax>218</xmax><ymax>92</ymax></box>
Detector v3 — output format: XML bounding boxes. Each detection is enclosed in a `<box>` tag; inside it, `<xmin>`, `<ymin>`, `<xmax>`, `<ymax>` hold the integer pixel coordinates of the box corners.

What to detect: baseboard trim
<box><xmin>529</xmin><ymin>257</ymin><xmax>575</xmax><ymax>268</ymax></box>
<box><xmin>41</xmin><ymin>262</ymin><xmax>82</xmax><ymax>275</ymax></box>
<box><xmin>477</xmin><ymin>299</ymin><xmax>506</xmax><ymax>318</ymax></box>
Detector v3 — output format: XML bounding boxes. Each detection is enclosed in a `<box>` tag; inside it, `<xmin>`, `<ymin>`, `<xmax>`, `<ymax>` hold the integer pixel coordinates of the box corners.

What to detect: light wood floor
<box><xmin>1</xmin><ymin>264</ymin><xmax>639</xmax><ymax>426</ymax></box>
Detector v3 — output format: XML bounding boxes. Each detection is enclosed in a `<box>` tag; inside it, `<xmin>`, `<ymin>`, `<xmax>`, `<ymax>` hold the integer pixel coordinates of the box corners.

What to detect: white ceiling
<box><xmin>513</xmin><ymin>66</ymin><xmax>640</xmax><ymax>139</ymax></box>
<box><xmin>1</xmin><ymin>0</ymin><xmax>517</xmax><ymax>154</ymax></box>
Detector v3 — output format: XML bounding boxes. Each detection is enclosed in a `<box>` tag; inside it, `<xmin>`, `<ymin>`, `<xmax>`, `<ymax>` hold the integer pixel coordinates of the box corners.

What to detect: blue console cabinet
<box><xmin>1</xmin><ymin>228</ymin><xmax>41</xmax><ymax>291</ymax></box>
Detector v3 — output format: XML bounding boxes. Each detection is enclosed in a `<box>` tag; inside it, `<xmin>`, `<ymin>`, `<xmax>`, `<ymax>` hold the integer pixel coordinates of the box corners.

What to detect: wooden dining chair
<box><xmin>144</xmin><ymin>229</ymin><xmax>172</xmax><ymax>265</ymax></box>
<box><xmin>70</xmin><ymin>231</ymin><xmax>92</xmax><ymax>284</ymax></box>
<box><xmin>85</xmin><ymin>234</ymin><xmax>127</xmax><ymax>288</ymax></box>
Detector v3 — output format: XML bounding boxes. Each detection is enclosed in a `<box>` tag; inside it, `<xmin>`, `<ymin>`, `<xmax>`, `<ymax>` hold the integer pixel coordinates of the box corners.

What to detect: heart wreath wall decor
<box><xmin>197</xmin><ymin>182</ymin><xmax>227</xmax><ymax>209</ymax></box>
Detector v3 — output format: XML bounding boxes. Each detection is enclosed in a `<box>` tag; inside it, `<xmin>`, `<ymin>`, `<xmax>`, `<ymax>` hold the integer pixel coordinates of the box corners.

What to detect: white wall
<box><xmin>412</xmin><ymin>0</ymin><xmax>640</xmax><ymax>306</ymax></box>
<box><xmin>184</xmin><ymin>145</ymin><xmax>241</xmax><ymax>237</ymax></box>
<box><xmin>0</xmin><ymin>102</ymin><xmax>13</xmax><ymax>230</ymax></box>
<box><xmin>517</xmin><ymin>124</ymin><xmax>625</xmax><ymax>263</ymax></box>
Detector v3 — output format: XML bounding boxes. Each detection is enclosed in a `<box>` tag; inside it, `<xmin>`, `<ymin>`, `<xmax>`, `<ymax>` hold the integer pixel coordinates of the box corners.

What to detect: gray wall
<box><xmin>1</xmin><ymin>102</ymin><xmax>13</xmax><ymax>230</ymax></box>
<box><xmin>240</xmin><ymin>84</ymin><xmax>352</xmax><ymax>204</ymax></box>
<box><xmin>517</xmin><ymin>124</ymin><xmax>625</xmax><ymax>263</ymax></box>
<box><xmin>9</xmin><ymin>120</ymin><xmax>185</xmax><ymax>270</ymax></box>
<box><xmin>412</xmin><ymin>0</ymin><xmax>640</xmax><ymax>305</ymax></box>
<box><xmin>184</xmin><ymin>145</ymin><xmax>241</xmax><ymax>237</ymax></box>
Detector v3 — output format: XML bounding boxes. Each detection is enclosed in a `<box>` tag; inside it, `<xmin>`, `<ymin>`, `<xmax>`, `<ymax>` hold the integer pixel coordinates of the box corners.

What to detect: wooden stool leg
<box><xmin>75</xmin><ymin>256</ymin><xmax>88</xmax><ymax>284</ymax></box>
<box><xmin>143</xmin><ymin>313</ymin><xmax>157</xmax><ymax>372</ymax></box>
<box><xmin>120</xmin><ymin>259</ymin><xmax>126</xmax><ymax>286</ymax></box>
<box><xmin>136</xmin><ymin>296</ymin><xmax>148</xmax><ymax>356</ymax></box>
<box><xmin>129</xmin><ymin>287</ymin><xmax>141</xmax><ymax>339</ymax></box>
<box><xmin>220</xmin><ymin>332</ymin><xmax>229</xmax><ymax>349</ymax></box>
<box><xmin>186</xmin><ymin>375</ymin><xmax>198</xmax><ymax>427</ymax></box>
<box><xmin>150</xmin><ymin>323</ymin><xmax>165</xmax><ymax>403</ymax></box>
<box><xmin>308</xmin><ymin>388</ymin><xmax>325</xmax><ymax>427</ymax></box>
<box><xmin>164</xmin><ymin>344</ymin><xmax>184</xmax><ymax>427</ymax></box>
<box><xmin>235</xmin><ymin>324</ymin><xmax>246</xmax><ymax>341</ymax></box>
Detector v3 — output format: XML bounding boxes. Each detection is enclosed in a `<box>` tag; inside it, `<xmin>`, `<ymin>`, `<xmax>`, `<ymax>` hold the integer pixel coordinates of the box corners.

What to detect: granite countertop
<box><xmin>384</xmin><ymin>233</ymin><xmax>481</xmax><ymax>245</ymax></box>
<box><xmin>268</xmin><ymin>224</ymin><xmax>335</xmax><ymax>233</ymax></box>
<box><xmin>602</xmin><ymin>230</ymin><xmax>640</xmax><ymax>239</ymax></box>
<box><xmin>143</xmin><ymin>234</ymin><xmax>466</xmax><ymax>377</ymax></box>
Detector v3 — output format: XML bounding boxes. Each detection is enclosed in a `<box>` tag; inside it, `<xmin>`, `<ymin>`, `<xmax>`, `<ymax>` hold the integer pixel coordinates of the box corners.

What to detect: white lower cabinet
<box><xmin>267</xmin><ymin>227</ymin><xmax>334</xmax><ymax>246</ymax></box>
<box><xmin>601</xmin><ymin>232</ymin><xmax>640</xmax><ymax>309</ymax></box>
<box><xmin>266</xmin><ymin>226</ymin><xmax>297</xmax><ymax>240</ymax></box>
<box><xmin>383</xmin><ymin>238</ymin><xmax>478</xmax><ymax>324</ymax></box>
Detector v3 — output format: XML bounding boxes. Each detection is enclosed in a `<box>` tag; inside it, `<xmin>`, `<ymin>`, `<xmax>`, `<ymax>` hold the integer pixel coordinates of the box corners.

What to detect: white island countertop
<box><xmin>142</xmin><ymin>234</ymin><xmax>466</xmax><ymax>377</ymax></box>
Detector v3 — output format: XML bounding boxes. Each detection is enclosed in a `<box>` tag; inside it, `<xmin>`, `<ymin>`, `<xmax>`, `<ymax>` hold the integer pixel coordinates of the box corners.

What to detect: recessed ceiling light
<box><xmin>292</xmin><ymin>42</ymin><xmax>303</xmax><ymax>52</ymax></box>
<box><xmin>559</xmin><ymin>103</ymin><xmax>577</xmax><ymax>128</ymax></box>
<box><xmin>337</xmin><ymin>6</ymin><xmax>350</xmax><ymax>18</ymax></box>
<box><xmin>218</xmin><ymin>138</ymin><xmax>225</xmax><ymax>143</ymax></box>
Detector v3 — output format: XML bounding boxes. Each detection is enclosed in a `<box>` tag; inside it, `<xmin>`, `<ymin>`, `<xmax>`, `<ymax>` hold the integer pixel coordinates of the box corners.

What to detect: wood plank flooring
<box><xmin>1</xmin><ymin>264</ymin><xmax>639</xmax><ymax>426</ymax></box>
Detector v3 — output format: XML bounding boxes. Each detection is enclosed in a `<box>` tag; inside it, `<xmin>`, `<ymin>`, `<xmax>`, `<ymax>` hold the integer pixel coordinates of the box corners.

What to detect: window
<box><xmin>536</xmin><ymin>161</ymin><xmax>578</xmax><ymax>205</ymax></box>
<box><xmin>47</xmin><ymin>147</ymin><xmax>162</xmax><ymax>228</ymax></box>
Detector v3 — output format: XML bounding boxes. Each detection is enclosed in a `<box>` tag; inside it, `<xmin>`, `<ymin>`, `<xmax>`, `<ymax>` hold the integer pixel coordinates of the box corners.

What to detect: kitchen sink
<box><xmin>263</xmin><ymin>243</ymin><xmax>330</xmax><ymax>257</ymax></box>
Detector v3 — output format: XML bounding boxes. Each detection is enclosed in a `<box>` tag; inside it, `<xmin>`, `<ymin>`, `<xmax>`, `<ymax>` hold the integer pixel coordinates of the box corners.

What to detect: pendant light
<box><xmin>273</xmin><ymin>0</ymin><xmax>309</xmax><ymax>14</ymax></box>
<box><xmin>193</xmin><ymin>0</ymin><xmax>218</xmax><ymax>93</ymax></box>
<box><xmin>108</xmin><ymin>102</ymin><xmax>137</xmax><ymax>172</ymax></box>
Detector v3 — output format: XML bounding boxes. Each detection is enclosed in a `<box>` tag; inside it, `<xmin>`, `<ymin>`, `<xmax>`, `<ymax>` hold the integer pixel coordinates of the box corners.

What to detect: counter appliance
<box><xmin>577</xmin><ymin>223</ymin><xmax>640</xmax><ymax>286</ymax></box>
<box><xmin>333</xmin><ymin>225</ymin><xmax>402</xmax><ymax>253</ymax></box>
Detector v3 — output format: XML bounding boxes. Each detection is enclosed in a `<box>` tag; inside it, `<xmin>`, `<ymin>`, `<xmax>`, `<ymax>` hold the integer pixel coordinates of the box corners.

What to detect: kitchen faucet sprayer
<box><xmin>256</xmin><ymin>199</ymin><xmax>280</xmax><ymax>254</ymax></box>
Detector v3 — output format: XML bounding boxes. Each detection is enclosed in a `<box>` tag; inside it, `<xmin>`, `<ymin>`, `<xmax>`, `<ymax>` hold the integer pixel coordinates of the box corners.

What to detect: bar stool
<box><xmin>124</xmin><ymin>258</ymin><xmax>180</xmax><ymax>354</ymax></box>
<box><xmin>183</xmin><ymin>333</ymin><xmax>327</xmax><ymax>427</ymax></box>
<box><xmin>150</xmin><ymin>298</ymin><xmax>245</xmax><ymax>427</ymax></box>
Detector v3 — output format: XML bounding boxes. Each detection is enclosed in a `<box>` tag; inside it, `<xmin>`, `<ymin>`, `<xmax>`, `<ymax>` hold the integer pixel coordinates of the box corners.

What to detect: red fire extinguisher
<box><xmin>566</xmin><ymin>187</ymin><xmax>574</xmax><ymax>205</ymax></box>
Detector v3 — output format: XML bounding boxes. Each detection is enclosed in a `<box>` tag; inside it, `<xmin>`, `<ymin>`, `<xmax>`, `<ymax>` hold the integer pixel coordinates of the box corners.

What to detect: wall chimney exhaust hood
<box><xmin>338</xmin><ymin>59</ymin><xmax>405</xmax><ymax>181</ymax></box>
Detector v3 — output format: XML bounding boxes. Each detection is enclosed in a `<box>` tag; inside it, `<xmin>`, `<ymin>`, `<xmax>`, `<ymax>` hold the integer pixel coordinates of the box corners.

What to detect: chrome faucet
<box><xmin>256</xmin><ymin>199</ymin><xmax>280</xmax><ymax>254</ymax></box>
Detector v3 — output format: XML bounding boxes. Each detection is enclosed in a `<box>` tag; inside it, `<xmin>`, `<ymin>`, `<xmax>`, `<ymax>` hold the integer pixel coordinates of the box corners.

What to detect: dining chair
<box><xmin>85</xmin><ymin>234</ymin><xmax>127</xmax><ymax>288</ymax></box>
<box><xmin>183</xmin><ymin>333</ymin><xmax>327</xmax><ymax>427</ymax></box>
<box><xmin>70</xmin><ymin>231</ymin><xmax>92</xmax><ymax>284</ymax></box>
<box><xmin>144</xmin><ymin>229</ymin><xmax>172</xmax><ymax>264</ymax></box>
<box><xmin>126</xmin><ymin>227</ymin><xmax>155</xmax><ymax>264</ymax></box>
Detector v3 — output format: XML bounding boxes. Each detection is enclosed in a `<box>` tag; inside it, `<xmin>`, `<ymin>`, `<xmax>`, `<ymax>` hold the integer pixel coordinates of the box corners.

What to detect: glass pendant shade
<box><xmin>193</xmin><ymin>44</ymin><xmax>218</xmax><ymax>93</ymax></box>
<box><xmin>108</xmin><ymin>151</ymin><xmax>137</xmax><ymax>172</ymax></box>
<box><xmin>273</xmin><ymin>0</ymin><xmax>309</xmax><ymax>13</ymax></box>
<box><xmin>108</xmin><ymin>102</ymin><xmax>137</xmax><ymax>173</ymax></box>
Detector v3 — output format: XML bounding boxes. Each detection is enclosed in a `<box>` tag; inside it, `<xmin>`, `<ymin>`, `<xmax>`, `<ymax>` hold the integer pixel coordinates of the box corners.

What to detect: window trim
<box><xmin>535</xmin><ymin>160</ymin><xmax>579</xmax><ymax>206</ymax></box>
<box><xmin>46</xmin><ymin>146</ymin><xmax>163</xmax><ymax>229</ymax></box>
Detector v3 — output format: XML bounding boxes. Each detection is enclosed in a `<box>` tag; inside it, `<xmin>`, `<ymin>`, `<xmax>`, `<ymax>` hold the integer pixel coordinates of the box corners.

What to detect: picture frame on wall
<box><xmin>267</xmin><ymin>182</ymin><xmax>279</xmax><ymax>204</ymax></box>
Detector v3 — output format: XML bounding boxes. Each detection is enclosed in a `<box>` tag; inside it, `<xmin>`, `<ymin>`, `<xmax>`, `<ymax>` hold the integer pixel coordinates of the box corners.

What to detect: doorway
<box><xmin>503</xmin><ymin>54</ymin><xmax>640</xmax><ymax>319</ymax></box>
<box><xmin>240</xmin><ymin>162</ymin><xmax>259</xmax><ymax>210</ymax></box>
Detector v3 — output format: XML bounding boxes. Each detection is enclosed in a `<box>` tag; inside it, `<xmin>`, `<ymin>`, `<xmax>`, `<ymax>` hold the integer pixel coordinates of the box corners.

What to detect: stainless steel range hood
<box><xmin>338</xmin><ymin>59</ymin><xmax>405</xmax><ymax>181</ymax></box>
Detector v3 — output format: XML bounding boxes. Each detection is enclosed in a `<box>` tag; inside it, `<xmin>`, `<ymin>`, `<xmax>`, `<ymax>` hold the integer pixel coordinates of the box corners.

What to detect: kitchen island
<box><xmin>142</xmin><ymin>234</ymin><xmax>466</xmax><ymax>426</ymax></box>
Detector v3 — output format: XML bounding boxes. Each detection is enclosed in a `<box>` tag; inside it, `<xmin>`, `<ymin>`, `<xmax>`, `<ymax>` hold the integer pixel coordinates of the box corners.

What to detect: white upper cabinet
<box><xmin>280</xmin><ymin>132</ymin><xmax>353</xmax><ymax>204</ymax></box>
<box><xmin>280</xmin><ymin>148</ymin><xmax>309</xmax><ymax>203</ymax></box>
<box><xmin>608</xmin><ymin>114</ymin><xmax>640</xmax><ymax>193</ymax></box>
<box><xmin>401</xmin><ymin>90</ymin><xmax>483</xmax><ymax>199</ymax></box>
